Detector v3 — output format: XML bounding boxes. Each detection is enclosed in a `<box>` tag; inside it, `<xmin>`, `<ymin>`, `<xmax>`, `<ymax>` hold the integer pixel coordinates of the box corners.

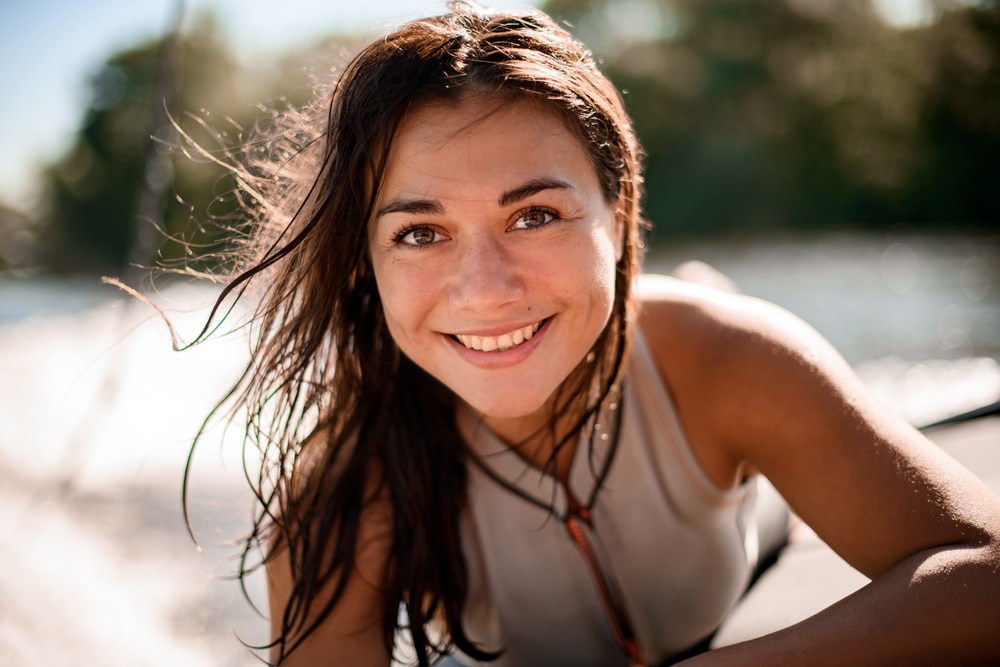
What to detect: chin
<box><xmin>458</xmin><ymin>389</ymin><xmax>553</xmax><ymax>422</ymax></box>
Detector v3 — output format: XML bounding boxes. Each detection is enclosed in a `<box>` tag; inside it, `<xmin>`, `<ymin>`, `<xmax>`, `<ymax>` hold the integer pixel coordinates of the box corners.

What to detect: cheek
<box><xmin>546</xmin><ymin>232</ymin><xmax>618</xmax><ymax>324</ymax></box>
<box><xmin>589</xmin><ymin>230</ymin><xmax>622</xmax><ymax>315</ymax></box>
<box><xmin>582</xmin><ymin>226</ymin><xmax>621</xmax><ymax>292</ymax></box>
<box><xmin>373</xmin><ymin>260</ymin><xmax>438</xmax><ymax>348</ymax></box>
<box><xmin>373</xmin><ymin>261</ymin><xmax>410</xmax><ymax>326</ymax></box>
<box><xmin>379</xmin><ymin>292</ymin><xmax>423</xmax><ymax>357</ymax></box>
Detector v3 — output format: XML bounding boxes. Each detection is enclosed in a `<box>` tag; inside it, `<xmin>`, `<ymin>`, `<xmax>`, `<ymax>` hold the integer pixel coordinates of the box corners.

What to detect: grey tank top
<box><xmin>453</xmin><ymin>330</ymin><xmax>764</xmax><ymax>666</ymax></box>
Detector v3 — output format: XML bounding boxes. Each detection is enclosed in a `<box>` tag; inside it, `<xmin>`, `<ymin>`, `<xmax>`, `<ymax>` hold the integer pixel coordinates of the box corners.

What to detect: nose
<box><xmin>449</xmin><ymin>232</ymin><xmax>525</xmax><ymax>310</ymax></box>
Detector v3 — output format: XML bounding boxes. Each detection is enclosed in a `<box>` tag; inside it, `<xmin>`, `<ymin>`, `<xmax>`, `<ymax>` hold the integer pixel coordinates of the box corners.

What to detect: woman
<box><xmin>192</xmin><ymin>2</ymin><xmax>1000</xmax><ymax>665</ymax></box>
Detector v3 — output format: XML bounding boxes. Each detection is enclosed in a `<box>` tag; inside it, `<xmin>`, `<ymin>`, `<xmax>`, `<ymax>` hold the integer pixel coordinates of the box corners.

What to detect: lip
<box><xmin>446</xmin><ymin>318</ymin><xmax>551</xmax><ymax>368</ymax></box>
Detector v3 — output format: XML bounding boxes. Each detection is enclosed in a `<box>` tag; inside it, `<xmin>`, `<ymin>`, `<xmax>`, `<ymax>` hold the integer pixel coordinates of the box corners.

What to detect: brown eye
<box><xmin>511</xmin><ymin>208</ymin><xmax>556</xmax><ymax>230</ymax></box>
<box><xmin>397</xmin><ymin>226</ymin><xmax>439</xmax><ymax>246</ymax></box>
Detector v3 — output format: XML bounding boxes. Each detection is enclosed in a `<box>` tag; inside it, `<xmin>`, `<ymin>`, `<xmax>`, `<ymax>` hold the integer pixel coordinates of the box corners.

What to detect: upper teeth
<box><xmin>456</xmin><ymin>322</ymin><xmax>541</xmax><ymax>352</ymax></box>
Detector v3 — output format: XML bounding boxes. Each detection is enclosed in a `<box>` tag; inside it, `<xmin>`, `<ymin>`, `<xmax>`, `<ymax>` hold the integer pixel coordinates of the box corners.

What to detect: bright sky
<box><xmin>0</xmin><ymin>0</ymin><xmax>538</xmax><ymax>210</ymax></box>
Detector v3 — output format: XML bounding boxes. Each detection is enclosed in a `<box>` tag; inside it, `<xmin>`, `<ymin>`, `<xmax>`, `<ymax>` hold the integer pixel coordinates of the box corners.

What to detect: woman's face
<box><xmin>369</xmin><ymin>96</ymin><xmax>623</xmax><ymax>441</ymax></box>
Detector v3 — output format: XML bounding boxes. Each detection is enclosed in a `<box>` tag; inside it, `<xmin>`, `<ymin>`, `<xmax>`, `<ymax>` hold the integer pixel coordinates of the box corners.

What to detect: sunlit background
<box><xmin>1</xmin><ymin>1</ymin><xmax>998</xmax><ymax>665</ymax></box>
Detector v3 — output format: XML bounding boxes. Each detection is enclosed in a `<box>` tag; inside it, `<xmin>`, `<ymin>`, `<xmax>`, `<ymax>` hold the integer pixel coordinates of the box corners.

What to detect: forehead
<box><xmin>378</xmin><ymin>96</ymin><xmax>599</xmax><ymax>200</ymax></box>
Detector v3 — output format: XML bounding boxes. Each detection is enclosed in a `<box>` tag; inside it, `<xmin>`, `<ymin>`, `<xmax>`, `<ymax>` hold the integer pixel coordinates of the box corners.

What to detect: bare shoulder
<box><xmin>637</xmin><ymin>273</ymin><xmax>1000</xmax><ymax>579</ymax></box>
<box><xmin>636</xmin><ymin>272</ymin><xmax>844</xmax><ymax>465</ymax></box>
<box><xmin>637</xmin><ymin>272</ymin><xmax>854</xmax><ymax>397</ymax></box>
<box><xmin>637</xmin><ymin>272</ymin><xmax>828</xmax><ymax>360</ymax></box>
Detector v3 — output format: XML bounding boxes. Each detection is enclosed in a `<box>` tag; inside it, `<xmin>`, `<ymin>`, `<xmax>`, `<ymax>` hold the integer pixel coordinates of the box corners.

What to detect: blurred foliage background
<box><xmin>0</xmin><ymin>0</ymin><xmax>997</xmax><ymax>276</ymax></box>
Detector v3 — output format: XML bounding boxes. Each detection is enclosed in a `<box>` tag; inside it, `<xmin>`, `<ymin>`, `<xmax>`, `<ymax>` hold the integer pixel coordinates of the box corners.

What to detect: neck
<box><xmin>471</xmin><ymin>394</ymin><xmax>590</xmax><ymax>485</ymax></box>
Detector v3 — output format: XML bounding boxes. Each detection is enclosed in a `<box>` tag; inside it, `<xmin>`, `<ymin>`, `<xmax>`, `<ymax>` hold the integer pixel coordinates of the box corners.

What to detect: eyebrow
<box><xmin>498</xmin><ymin>177</ymin><xmax>574</xmax><ymax>208</ymax></box>
<box><xmin>375</xmin><ymin>198</ymin><xmax>443</xmax><ymax>218</ymax></box>
<box><xmin>375</xmin><ymin>177</ymin><xmax>574</xmax><ymax>219</ymax></box>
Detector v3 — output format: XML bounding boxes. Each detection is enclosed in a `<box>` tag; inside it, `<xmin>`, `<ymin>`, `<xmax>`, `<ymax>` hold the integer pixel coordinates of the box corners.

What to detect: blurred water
<box><xmin>645</xmin><ymin>231</ymin><xmax>1000</xmax><ymax>366</ymax></box>
<box><xmin>2</xmin><ymin>232</ymin><xmax>998</xmax><ymax>366</ymax></box>
<box><xmin>0</xmin><ymin>277</ymin><xmax>267</xmax><ymax>667</ymax></box>
<box><xmin>0</xmin><ymin>274</ymin><xmax>114</xmax><ymax>323</ymax></box>
<box><xmin>0</xmin><ymin>233</ymin><xmax>1000</xmax><ymax>365</ymax></box>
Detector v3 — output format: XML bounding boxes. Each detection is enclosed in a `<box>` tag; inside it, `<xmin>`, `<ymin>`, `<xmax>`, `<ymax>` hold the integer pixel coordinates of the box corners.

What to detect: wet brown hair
<box><xmin>192</xmin><ymin>1</ymin><xmax>646</xmax><ymax>664</ymax></box>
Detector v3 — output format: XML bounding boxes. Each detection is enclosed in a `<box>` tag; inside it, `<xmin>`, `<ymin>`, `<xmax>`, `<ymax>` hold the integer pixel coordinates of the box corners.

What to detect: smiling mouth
<box><xmin>454</xmin><ymin>320</ymin><xmax>544</xmax><ymax>352</ymax></box>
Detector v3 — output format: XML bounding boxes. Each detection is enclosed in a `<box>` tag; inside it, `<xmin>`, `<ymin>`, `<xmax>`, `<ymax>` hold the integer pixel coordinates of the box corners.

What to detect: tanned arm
<box><xmin>639</xmin><ymin>275</ymin><xmax>1000</xmax><ymax>666</ymax></box>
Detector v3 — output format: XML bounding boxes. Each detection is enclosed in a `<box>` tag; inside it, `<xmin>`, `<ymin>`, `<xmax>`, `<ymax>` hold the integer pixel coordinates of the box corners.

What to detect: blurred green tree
<box><xmin>0</xmin><ymin>201</ymin><xmax>42</xmax><ymax>274</ymax></box>
<box><xmin>906</xmin><ymin>5</ymin><xmax>1000</xmax><ymax>224</ymax></box>
<box><xmin>40</xmin><ymin>12</ymin><xmax>253</xmax><ymax>275</ymax></box>
<box><xmin>543</xmin><ymin>0</ymin><xmax>1000</xmax><ymax>240</ymax></box>
<box><xmin>36</xmin><ymin>9</ymin><xmax>360</xmax><ymax>276</ymax></box>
